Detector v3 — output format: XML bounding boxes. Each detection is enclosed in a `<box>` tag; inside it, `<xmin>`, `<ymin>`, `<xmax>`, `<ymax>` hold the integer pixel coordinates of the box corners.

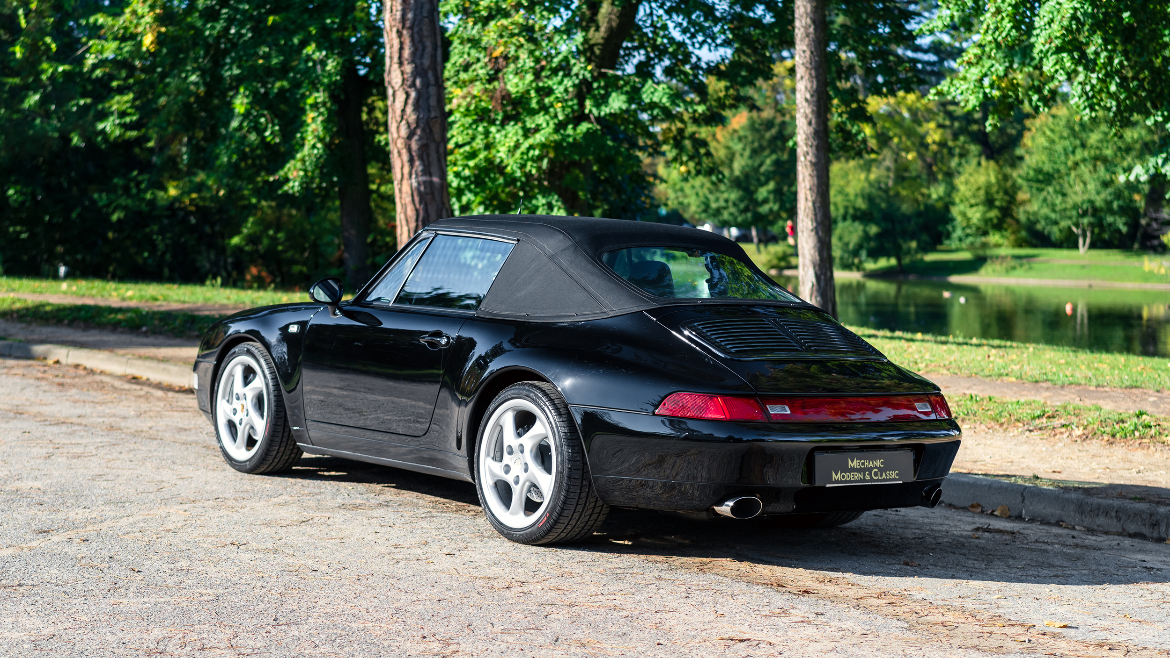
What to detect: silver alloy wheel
<box><xmin>215</xmin><ymin>353</ymin><xmax>269</xmax><ymax>462</ymax></box>
<box><xmin>478</xmin><ymin>399</ymin><xmax>557</xmax><ymax>529</ymax></box>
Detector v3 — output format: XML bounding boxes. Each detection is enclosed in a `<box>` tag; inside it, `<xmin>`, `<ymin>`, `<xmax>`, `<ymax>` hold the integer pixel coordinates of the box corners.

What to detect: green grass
<box><xmin>0</xmin><ymin>297</ymin><xmax>220</xmax><ymax>338</ymax></box>
<box><xmin>867</xmin><ymin>248</ymin><xmax>1170</xmax><ymax>283</ymax></box>
<box><xmin>853</xmin><ymin>327</ymin><xmax>1170</xmax><ymax>391</ymax></box>
<box><xmin>953</xmin><ymin>393</ymin><xmax>1170</xmax><ymax>446</ymax></box>
<box><xmin>0</xmin><ymin>276</ymin><xmax>305</xmax><ymax>307</ymax></box>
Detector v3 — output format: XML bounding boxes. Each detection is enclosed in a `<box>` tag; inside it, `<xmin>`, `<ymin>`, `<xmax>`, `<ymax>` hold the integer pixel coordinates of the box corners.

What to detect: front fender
<box><xmin>194</xmin><ymin>304</ymin><xmax>322</xmax><ymax>441</ymax></box>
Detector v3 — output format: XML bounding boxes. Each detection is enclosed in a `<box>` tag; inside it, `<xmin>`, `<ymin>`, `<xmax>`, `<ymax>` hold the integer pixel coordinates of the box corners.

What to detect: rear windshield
<box><xmin>601</xmin><ymin>247</ymin><xmax>800</xmax><ymax>302</ymax></box>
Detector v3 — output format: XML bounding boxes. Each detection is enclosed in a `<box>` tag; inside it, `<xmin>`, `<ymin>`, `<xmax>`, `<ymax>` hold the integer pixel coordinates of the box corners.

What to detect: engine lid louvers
<box><xmin>684</xmin><ymin>316</ymin><xmax>880</xmax><ymax>360</ymax></box>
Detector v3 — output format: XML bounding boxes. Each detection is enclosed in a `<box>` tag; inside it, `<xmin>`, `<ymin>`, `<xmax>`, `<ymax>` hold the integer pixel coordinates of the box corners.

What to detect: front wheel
<box><xmin>213</xmin><ymin>343</ymin><xmax>302</xmax><ymax>474</ymax></box>
<box><xmin>474</xmin><ymin>382</ymin><xmax>608</xmax><ymax>545</ymax></box>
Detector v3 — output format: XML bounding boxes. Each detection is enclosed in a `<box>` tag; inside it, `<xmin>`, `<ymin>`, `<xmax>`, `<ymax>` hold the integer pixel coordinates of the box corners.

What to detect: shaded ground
<box><xmin>0</xmin><ymin>319</ymin><xmax>198</xmax><ymax>363</ymax></box>
<box><xmin>2</xmin><ymin>358</ymin><xmax>1170</xmax><ymax>656</ymax></box>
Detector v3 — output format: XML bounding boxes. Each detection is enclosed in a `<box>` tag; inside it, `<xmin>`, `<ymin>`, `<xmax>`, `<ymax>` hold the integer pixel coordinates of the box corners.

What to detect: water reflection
<box><xmin>775</xmin><ymin>277</ymin><xmax>1170</xmax><ymax>357</ymax></box>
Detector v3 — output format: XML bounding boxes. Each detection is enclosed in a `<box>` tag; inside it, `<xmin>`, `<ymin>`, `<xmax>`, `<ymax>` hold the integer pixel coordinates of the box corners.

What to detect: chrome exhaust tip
<box><xmin>921</xmin><ymin>485</ymin><xmax>942</xmax><ymax>508</ymax></box>
<box><xmin>712</xmin><ymin>496</ymin><xmax>763</xmax><ymax>519</ymax></box>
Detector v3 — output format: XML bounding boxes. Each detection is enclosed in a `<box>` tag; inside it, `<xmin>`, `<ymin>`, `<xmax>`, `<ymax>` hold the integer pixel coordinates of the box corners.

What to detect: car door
<box><xmin>302</xmin><ymin>232</ymin><xmax>515</xmax><ymax>446</ymax></box>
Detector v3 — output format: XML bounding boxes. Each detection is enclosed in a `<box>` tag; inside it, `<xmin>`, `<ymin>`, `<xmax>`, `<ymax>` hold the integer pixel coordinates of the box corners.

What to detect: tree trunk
<box><xmin>1075</xmin><ymin>223</ymin><xmax>1092</xmax><ymax>254</ymax></box>
<box><xmin>335</xmin><ymin>65</ymin><xmax>374</xmax><ymax>287</ymax></box>
<box><xmin>794</xmin><ymin>0</ymin><xmax>836</xmax><ymax>317</ymax></box>
<box><xmin>751</xmin><ymin>225</ymin><xmax>760</xmax><ymax>253</ymax></box>
<box><xmin>1137</xmin><ymin>174</ymin><xmax>1168</xmax><ymax>251</ymax></box>
<box><xmin>975</xmin><ymin>103</ymin><xmax>996</xmax><ymax>160</ymax></box>
<box><xmin>384</xmin><ymin>0</ymin><xmax>450</xmax><ymax>249</ymax></box>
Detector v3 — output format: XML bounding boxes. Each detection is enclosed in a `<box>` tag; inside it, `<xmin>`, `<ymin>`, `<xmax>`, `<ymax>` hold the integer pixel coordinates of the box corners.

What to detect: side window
<box><xmin>363</xmin><ymin>237</ymin><xmax>431</xmax><ymax>305</ymax></box>
<box><xmin>395</xmin><ymin>235</ymin><xmax>514</xmax><ymax>310</ymax></box>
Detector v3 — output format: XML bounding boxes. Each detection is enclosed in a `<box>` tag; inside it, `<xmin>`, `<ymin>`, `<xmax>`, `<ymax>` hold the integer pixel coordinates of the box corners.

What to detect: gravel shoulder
<box><xmin>3</xmin><ymin>358</ymin><xmax>1170</xmax><ymax>656</ymax></box>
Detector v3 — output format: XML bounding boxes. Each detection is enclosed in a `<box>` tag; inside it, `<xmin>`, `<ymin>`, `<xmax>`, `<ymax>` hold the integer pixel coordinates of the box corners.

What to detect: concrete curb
<box><xmin>0</xmin><ymin>340</ymin><xmax>193</xmax><ymax>388</ymax></box>
<box><xmin>942</xmin><ymin>473</ymin><xmax>1170</xmax><ymax>541</ymax></box>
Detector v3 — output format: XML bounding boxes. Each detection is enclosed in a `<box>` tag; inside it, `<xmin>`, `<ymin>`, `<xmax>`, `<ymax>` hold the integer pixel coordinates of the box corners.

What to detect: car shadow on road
<box><xmin>580</xmin><ymin>506</ymin><xmax>1170</xmax><ymax>588</ymax></box>
<box><xmin>274</xmin><ymin>455</ymin><xmax>1168</xmax><ymax>588</ymax></box>
<box><xmin>275</xmin><ymin>454</ymin><xmax>481</xmax><ymax>507</ymax></box>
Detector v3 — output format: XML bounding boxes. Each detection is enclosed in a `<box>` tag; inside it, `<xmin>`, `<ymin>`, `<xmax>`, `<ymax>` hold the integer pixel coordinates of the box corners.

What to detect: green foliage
<box><xmin>657</xmin><ymin>75</ymin><xmax>797</xmax><ymax>231</ymax></box>
<box><xmin>949</xmin><ymin>158</ymin><xmax>1021</xmax><ymax>248</ymax></box>
<box><xmin>0</xmin><ymin>0</ymin><xmax>394</xmax><ymax>287</ymax></box>
<box><xmin>446</xmin><ymin>0</ymin><xmax>936</xmax><ymax>219</ymax></box>
<box><xmin>828</xmin><ymin>93</ymin><xmax>955</xmax><ymax>271</ymax></box>
<box><xmin>925</xmin><ymin>0</ymin><xmax>1170</xmax><ymax>179</ymax></box>
<box><xmin>1017</xmin><ymin>106</ymin><xmax>1152</xmax><ymax>252</ymax></box>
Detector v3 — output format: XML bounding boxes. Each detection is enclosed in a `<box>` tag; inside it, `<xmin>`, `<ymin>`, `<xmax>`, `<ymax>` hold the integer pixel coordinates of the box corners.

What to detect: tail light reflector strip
<box><xmin>654</xmin><ymin>393</ymin><xmax>953</xmax><ymax>423</ymax></box>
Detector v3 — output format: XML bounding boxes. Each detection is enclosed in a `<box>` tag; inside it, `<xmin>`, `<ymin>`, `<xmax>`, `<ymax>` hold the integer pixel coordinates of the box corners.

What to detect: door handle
<box><xmin>419</xmin><ymin>332</ymin><xmax>453</xmax><ymax>349</ymax></box>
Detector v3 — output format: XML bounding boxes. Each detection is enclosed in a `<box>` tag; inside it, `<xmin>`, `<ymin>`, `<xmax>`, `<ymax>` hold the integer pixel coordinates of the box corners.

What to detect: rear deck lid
<box><xmin>648</xmin><ymin>306</ymin><xmax>939</xmax><ymax>395</ymax></box>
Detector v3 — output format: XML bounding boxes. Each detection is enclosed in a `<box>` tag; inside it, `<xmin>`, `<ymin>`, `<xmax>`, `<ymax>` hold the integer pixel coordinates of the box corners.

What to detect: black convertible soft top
<box><xmin>426</xmin><ymin>214</ymin><xmax>805</xmax><ymax>322</ymax></box>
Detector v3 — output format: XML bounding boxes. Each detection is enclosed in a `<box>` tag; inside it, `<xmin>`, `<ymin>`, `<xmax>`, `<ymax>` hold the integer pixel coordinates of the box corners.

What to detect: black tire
<box><xmin>212</xmin><ymin>343</ymin><xmax>302</xmax><ymax>474</ymax></box>
<box><xmin>768</xmin><ymin>511</ymin><xmax>865</xmax><ymax>529</ymax></box>
<box><xmin>473</xmin><ymin>382</ymin><xmax>609</xmax><ymax>545</ymax></box>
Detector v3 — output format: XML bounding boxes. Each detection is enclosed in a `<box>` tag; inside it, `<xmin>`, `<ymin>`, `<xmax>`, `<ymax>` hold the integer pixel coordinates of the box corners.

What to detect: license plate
<box><xmin>814</xmin><ymin>450</ymin><xmax>914</xmax><ymax>487</ymax></box>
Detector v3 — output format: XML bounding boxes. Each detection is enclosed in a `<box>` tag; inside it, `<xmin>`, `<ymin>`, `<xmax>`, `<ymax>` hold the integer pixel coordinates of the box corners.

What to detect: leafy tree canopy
<box><xmin>445</xmin><ymin>0</ymin><xmax>936</xmax><ymax>219</ymax></box>
<box><xmin>925</xmin><ymin>0</ymin><xmax>1170</xmax><ymax>179</ymax></box>
<box><xmin>1017</xmin><ymin>105</ymin><xmax>1154</xmax><ymax>252</ymax></box>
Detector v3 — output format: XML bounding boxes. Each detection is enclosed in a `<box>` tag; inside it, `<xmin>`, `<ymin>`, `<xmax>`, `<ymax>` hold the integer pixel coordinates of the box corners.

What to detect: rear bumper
<box><xmin>572</xmin><ymin>406</ymin><xmax>961</xmax><ymax>514</ymax></box>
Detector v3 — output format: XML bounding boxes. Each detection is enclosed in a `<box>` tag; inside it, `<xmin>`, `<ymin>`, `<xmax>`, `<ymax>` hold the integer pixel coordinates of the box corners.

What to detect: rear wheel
<box><xmin>769</xmin><ymin>511</ymin><xmax>865</xmax><ymax>528</ymax></box>
<box><xmin>213</xmin><ymin>343</ymin><xmax>302</xmax><ymax>474</ymax></box>
<box><xmin>474</xmin><ymin>382</ymin><xmax>608</xmax><ymax>545</ymax></box>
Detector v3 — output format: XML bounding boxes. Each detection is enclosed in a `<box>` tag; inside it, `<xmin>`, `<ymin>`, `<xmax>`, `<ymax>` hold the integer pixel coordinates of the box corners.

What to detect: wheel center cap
<box><xmin>239</xmin><ymin>403</ymin><xmax>245</xmax><ymax>413</ymax></box>
<box><xmin>513</xmin><ymin>455</ymin><xmax>522</xmax><ymax>466</ymax></box>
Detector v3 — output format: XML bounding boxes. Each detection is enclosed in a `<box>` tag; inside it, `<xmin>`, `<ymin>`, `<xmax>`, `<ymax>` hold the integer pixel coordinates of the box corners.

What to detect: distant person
<box><xmin>786</xmin><ymin>220</ymin><xmax>796</xmax><ymax>255</ymax></box>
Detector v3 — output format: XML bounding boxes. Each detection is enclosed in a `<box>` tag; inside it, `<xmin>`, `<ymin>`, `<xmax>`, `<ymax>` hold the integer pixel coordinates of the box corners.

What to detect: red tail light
<box><xmin>759</xmin><ymin>396</ymin><xmax>943</xmax><ymax>422</ymax></box>
<box><xmin>654</xmin><ymin>392</ymin><xmax>767</xmax><ymax>422</ymax></box>
<box><xmin>929</xmin><ymin>394</ymin><xmax>952</xmax><ymax>419</ymax></box>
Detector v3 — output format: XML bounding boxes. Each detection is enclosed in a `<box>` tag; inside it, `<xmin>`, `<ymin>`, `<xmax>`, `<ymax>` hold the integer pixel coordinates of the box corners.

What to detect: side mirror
<box><xmin>309</xmin><ymin>277</ymin><xmax>343</xmax><ymax>314</ymax></box>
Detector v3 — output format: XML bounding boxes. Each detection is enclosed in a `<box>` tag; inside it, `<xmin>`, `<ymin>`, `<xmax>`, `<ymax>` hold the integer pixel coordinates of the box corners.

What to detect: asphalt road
<box><xmin>2</xmin><ymin>357</ymin><xmax>1169</xmax><ymax>657</ymax></box>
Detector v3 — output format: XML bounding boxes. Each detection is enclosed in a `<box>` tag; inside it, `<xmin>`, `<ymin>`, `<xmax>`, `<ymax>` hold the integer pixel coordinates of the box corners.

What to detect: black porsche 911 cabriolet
<box><xmin>193</xmin><ymin>215</ymin><xmax>960</xmax><ymax>544</ymax></box>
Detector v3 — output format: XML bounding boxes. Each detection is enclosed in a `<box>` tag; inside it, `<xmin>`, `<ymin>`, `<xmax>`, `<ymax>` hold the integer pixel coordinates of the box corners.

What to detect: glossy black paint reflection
<box><xmin>194</xmin><ymin>303</ymin><xmax>321</xmax><ymax>443</ymax></box>
<box><xmin>195</xmin><ymin>297</ymin><xmax>961</xmax><ymax>514</ymax></box>
<box><xmin>301</xmin><ymin>305</ymin><xmax>467</xmax><ymax>438</ymax></box>
<box><xmin>572</xmin><ymin>407</ymin><xmax>960</xmax><ymax>484</ymax></box>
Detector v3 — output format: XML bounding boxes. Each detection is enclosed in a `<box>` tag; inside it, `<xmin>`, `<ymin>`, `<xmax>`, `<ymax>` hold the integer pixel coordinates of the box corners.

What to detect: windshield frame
<box><xmin>596</xmin><ymin>244</ymin><xmax>805</xmax><ymax>307</ymax></box>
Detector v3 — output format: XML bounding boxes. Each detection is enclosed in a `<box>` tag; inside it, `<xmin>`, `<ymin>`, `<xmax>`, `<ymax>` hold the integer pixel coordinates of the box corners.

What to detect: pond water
<box><xmin>774</xmin><ymin>277</ymin><xmax>1170</xmax><ymax>358</ymax></box>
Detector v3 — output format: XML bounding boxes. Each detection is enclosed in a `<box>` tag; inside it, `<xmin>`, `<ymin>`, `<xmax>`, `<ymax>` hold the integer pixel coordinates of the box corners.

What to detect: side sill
<box><xmin>297</xmin><ymin>444</ymin><xmax>474</xmax><ymax>483</ymax></box>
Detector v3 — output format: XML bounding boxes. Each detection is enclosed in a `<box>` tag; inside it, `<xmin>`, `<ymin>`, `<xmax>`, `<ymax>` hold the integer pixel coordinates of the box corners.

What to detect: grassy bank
<box><xmin>870</xmin><ymin>249</ymin><xmax>1170</xmax><ymax>284</ymax></box>
<box><xmin>855</xmin><ymin>327</ymin><xmax>1169</xmax><ymax>391</ymax></box>
<box><xmin>0</xmin><ymin>297</ymin><xmax>218</xmax><ymax>338</ymax></box>
<box><xmin>0</xmin><ymin>276</ymin><xmax>301</xmax><ymax>306</ymax></box>
<box><xmin>953</xmin><ymin>393</ymin><xmax>1170</xmax><ymax>447</ymax></box>
<box><xmin>746</xmin><ymin>244</ymin><xmax>1170</xmax><ymax>284</ymax></box>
